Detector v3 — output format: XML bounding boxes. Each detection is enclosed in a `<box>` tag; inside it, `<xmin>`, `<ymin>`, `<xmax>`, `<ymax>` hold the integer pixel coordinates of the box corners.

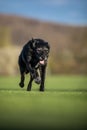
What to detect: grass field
<box><xmin>0</xmin><ymin>75</ymin><xmax>87</xmax><ymax>130</ymax></box>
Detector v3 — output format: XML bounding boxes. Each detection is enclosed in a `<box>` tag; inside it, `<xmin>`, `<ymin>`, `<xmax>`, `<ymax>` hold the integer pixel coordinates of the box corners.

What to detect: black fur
<box><xmin>18</xmin><ymin>38</ymin><xmax>50</xmax><ymax>91</ymax></box>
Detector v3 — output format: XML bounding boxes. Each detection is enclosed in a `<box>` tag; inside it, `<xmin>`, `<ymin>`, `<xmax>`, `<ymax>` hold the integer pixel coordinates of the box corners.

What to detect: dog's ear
<box><xmin>32</xmin><ymin>40</ymin><xmax>36</xmax><ymax>48</ymax></box>
<box><xmin>46</xmin><ymin>42</ymin><xmax>50</xmax><ymax>50</ymax></box>
<box><xmin>30</xmin><ymin>38</ymin><xmax>36</xmax><ymax>49</ymax></box>
<box><xmin>31</xmin><ymin>38</ymin><xmax>34</xmax><ymax>43</ymax></box>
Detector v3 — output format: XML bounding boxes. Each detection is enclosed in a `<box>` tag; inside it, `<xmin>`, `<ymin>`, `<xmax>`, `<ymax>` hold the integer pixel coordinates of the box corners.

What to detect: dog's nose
<box><xmin>40</xmin><ymin>57</ymin><xmax>43</xmax><ymax>60</ymax></box>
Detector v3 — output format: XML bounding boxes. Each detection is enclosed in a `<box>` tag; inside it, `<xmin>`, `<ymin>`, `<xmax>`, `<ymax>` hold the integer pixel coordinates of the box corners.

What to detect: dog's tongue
<box><xmin>40</xmin><ymin>60</ymin><xmax>45</xmax><ymax>65</ymax></box>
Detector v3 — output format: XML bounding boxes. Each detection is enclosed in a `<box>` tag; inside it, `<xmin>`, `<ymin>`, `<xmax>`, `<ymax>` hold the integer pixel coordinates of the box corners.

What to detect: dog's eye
<box><xmin>44</xmin><ymin>48</ymin><xmax>49</xmax><ymax>53</ymax></box>
<box><xmin>37</xmin><ymin>49</ymin><xmax>40</xmax><ymax>52</ymax></box>
<box><xmin>46</xmin><ymin>50</ymin><xmax>49</xmax><ymax>53</ymax></box>
<box><xmin>45</xmin><ymin>50</ymin><xmax>49</xmax><ymax>54</ymax></box>
<box><xmin>36</xmin><ymin>48</ymin><xmax>42</xmax><ymax>53</ymax></box>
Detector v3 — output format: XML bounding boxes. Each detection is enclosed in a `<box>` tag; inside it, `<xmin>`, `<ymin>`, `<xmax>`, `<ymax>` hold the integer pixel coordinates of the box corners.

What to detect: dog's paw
<box><xmin>39</xmin><ymin>87</ymin><xmax>44</xmax><ymax>92</ymax></box>
<box><xmin>34</xmin><ymin>77</ymin><xmax>41</xmax><ymax>84</ymax></box>
<box><xmin>27</xmin><ymin>87</ymin><xmax>31</xmax><ymax>91</ymax></box>
<box><xmin>19</xmin><ymin>82</ymin><xmax>24</xmax><ymax>88</ymax></box>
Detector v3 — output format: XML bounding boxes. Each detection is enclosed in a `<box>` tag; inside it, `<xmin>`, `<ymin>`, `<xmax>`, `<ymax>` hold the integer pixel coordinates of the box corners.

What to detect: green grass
<box><xmin>0</xmin><ymin>75</ymin><xmax>87</xmax><ymax>130</ymax></box>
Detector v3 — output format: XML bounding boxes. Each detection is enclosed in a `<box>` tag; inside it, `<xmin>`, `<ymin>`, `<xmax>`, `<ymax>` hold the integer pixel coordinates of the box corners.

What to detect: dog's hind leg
<box><xmin>19</xmin><ymin>73</ymin><xmax>25</xmax><ymax>88</ymax></box>
<box><xmin>27</xmin><ymin>74</ymin><xmax>33</xmax><ymax>91</ymax></box>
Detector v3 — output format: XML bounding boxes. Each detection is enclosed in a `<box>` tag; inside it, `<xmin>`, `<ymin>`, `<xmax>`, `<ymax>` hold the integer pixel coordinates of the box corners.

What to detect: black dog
<box><xmin>18</xmin><ymin>38</ymin><xmax>50</xmax><ymax>91</ymax></box>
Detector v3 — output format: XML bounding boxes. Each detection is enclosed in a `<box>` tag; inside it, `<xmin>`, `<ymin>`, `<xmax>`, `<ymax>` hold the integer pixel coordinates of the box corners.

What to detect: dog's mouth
<box><xmin>39</xmin><ymin>60</ymin><xmax>45</xmax><ymax>65</ymax></box>
<box><xmin>38</xmin><ymin>55</ymin><xmax>48</xmax><ymax>65</ymax></box>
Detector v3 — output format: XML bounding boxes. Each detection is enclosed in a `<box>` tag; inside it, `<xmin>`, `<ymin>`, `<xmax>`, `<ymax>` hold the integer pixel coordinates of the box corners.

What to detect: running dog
<box><xmin>18</xmin><ymin>38</ymin><xmax>50</xmax><ymax>91</ymax></box>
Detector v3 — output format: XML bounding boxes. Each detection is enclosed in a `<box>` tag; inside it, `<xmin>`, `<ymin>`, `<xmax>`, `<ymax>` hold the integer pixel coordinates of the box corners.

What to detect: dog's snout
<box><xmin>40</xmin><ymin>57</ymin><xmax>43</xmax><ymax>60</ymax></box>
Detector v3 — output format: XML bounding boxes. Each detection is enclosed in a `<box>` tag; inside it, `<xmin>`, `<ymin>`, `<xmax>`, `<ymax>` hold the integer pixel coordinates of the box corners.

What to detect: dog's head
<box><xmin>30</xmin><ymin>38</ymin><xmax>50</xmax><ymax>65</ymax></box>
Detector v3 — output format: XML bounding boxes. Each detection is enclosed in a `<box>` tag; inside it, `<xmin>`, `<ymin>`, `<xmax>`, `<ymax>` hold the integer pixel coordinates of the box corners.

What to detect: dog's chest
<box><xmin>30</xmin><ymin>59</ymin><xmax>39</xmax><ymax>68</ymax></box>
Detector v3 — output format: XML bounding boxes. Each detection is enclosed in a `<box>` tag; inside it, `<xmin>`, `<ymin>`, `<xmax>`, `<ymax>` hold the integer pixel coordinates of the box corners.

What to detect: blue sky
<box><xmin>0</xmin><ymin>0</ymin><xmax>87</xmax><ymax>25</ymax></box>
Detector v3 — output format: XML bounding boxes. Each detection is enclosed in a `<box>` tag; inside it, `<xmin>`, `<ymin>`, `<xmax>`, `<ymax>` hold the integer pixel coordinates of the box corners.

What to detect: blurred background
<box><xmin>0</xmin><ymin>0</ymin><xmax>87</xmax><ymax>76</ymax></box>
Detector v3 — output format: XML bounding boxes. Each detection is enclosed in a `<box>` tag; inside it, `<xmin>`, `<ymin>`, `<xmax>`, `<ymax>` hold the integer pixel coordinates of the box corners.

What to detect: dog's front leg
<box><xmin>26</xmin><ymin>63</ymin><xmax>36</xmax><ymax>77</ymax></box>
<box><xmin>39</xmin><ymin>65</ymin><xmax>46</xmax><ymax>91</ymax></box>
<box><xmin>19</xmin><ymin>73</ymin><xmax>25</xmax><ymax>88</ymax></box>
<box><xmin>27</xmin><ymin>74</ymin><xmax>33</xmax><ymax>91</ymax></box>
